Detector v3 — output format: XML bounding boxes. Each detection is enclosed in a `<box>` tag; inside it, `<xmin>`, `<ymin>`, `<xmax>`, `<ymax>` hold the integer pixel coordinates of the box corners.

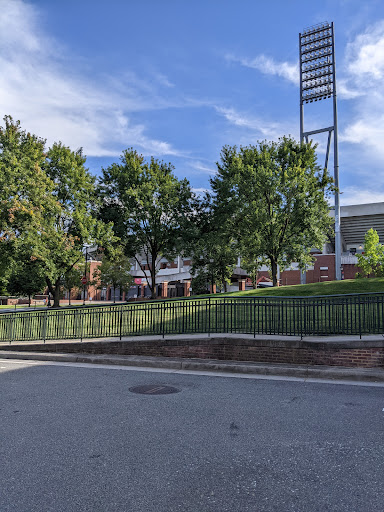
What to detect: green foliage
<box><xmin>0</xmin><ymin>116</ymin><xmax>56</xmax><ymax>283</ymax></box>
<box><xmin>38</xmin><ymin>142</ymin><xmax>115</xmax><ymax>306</ymax></box>
<box><xmin>92</xmin><ymin>249</ymin><xmax>133</xmax><ymax>303</ymax></box>
<box><xmin>7</xmin><ymin>257</ymin><xmax>46</xmax><ymax>304</ymax></box>
<box><xmin>357</xmin><ymin>229</ymin><xmax>384</xmax><ymax>277</ymax></box>
<box><xmin>190</xmin><ymin>272</ymin><xmax>210</xmax><ymax>295</ymax></box>
<box><xmin>98</xmin><ymin>149</ymin><xmax>198</xmax><ymax>298</ymax></box>
<box><xmin>62</xmin><ymin>264</ymin><xmax>85</xmax><ymax>305</ymax></box>
<box><xmin>0</xmin><ymin>117</ymin><xmax>116</xmax><ymax>307</ymax></box>
<box><xmin>189</xmin><ymin>194</ymin><xmax>238</xmax><ymax>292</ymax></box>
<box><xmin>211</xmin><ymin>137</ymin><xmax>335</xmax><ymax>286</ymax></box>
<box><xmin>240</xmin><ymin>253</ymin><xmax>267</xmax><ymax>288</ymax></box>
<box><xmin>0</xmin><ymin>116</ymin><xmax>54</xmax><ymax>239</ymax></box>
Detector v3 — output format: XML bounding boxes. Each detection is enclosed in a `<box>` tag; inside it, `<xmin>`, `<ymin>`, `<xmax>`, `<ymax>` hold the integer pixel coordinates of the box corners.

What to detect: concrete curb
<box><xmin>0</xmin><ymin>351</ymin><xmax>383</xmax><ymax>382</ymax></box>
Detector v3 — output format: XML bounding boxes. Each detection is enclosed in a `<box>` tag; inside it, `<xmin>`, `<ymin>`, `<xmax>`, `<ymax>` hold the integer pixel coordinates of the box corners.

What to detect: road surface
<box><xmin>0</xmin><ymin>359</ymin><xmax>383</xmax><ymax>511</ymax></box>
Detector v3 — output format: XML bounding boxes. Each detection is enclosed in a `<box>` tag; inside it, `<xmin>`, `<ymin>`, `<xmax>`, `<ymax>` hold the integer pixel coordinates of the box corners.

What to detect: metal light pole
<box><xmin>299</xmin><ymin>21</ymin><xmax>341</xmax><ymax>280</ymax></box>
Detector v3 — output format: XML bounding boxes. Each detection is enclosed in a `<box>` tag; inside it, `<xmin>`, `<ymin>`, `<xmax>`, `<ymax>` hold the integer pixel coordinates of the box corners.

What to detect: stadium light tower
<box><xmin>299</xmin><ymin>21</ymin><xmax>341</xmax><ymax>281</ymax></box>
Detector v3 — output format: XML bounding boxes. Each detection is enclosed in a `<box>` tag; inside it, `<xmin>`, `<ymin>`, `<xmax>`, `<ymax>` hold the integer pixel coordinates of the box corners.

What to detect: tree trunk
<box><xmin>150</xmin><ymin>265</ymin><xmax>157</xmax><ymax>299</ymax></box>
<box><xmin>28</xmin><ymin>294</ymin><xmax>31</xmax><ymax>307</ymax></box>
<box><xmin>53</xmin><ymin>280</ymin><xmax>61</xmax><ymax>307</ymax></box>
<box><xmin>223</xmin><ymin>280</ymin><xmax>227</xmax><ymax>293</ymax></box>
<box><xmin>69</xmin><ymin>288</ymin><xmax>71</xmax><ymax>306</ymax></box>
<box><xmin>270</xmin><ymin>258</ymin><xmax>278</xmax><ymax>287</ymax></box>
<box><xmin>113</xmin><ymin>286</ymin><xmax>116</xmax><ymax>303</ymax></box>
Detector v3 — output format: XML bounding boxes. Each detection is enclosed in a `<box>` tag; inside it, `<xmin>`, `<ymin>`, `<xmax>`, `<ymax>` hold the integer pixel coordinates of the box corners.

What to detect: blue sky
<box><xmin>1</xmin><ymin>0</ymin><xmax>384</xmax><ymax>204</ymax></box>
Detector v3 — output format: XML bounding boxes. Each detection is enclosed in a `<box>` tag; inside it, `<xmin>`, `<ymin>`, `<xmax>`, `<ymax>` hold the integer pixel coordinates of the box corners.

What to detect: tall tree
<box><xmin>189</xmin><ymin>194</ymin><xmax>238</xmax><ymax>292</ymax></box>
<box><xmin>0</xmin><ymin>117</ymin><xmax>115</xmax><ymax>307</ymax></box>
<box><xmin>7</xmin><ymin>257</ymin><xmax>46</xmax><ymax>306</ymax></box>
<box><xmin>357</xmin><ymin>228</ymin><xmax>384</xmax><ymax>277</ymax></box>
<box><xmin>92</xmin><ymin>249</ymin><xmax>133</xmax><ymax>303</ymax></box>
<box><xmin>36</xmin><ymin>142</ymin><xmax>115</xmax><ymax>306</ymax></box>
<box><xmin>62</xmin><ymin>264</ymin><xmax>84</xmax><ymax>305</ymax></box>
<box><xmin>240</xmin><ymin>253</ymin><xmax>267</xmax><ymax>289</ymax></box>
<box><xmin>211</xmin><ymin>137</ymin><xmax>335</xmax><ymax>286</ymax></box>
<box><xmin>98</xmin><ymin>149</ymin><xmax>198</xmax><ymax>298</ymax></box>
<box><xmin>0</xmin><ymin>116</ymin><xmax>55</xmax><ymax>281</ymax></box>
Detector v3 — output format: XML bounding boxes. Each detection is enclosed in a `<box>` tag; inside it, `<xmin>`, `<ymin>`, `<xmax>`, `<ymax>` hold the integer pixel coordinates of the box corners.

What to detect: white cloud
<box><xmin>0</xmin><ymin>0</ymin><xmax>182</xmax><ymax>158</ymax></box>
<box><xmin>340</xmin><ymin>186</ymin><xmax>384</xmax><ymax>206</ymax></box>
<box><xmin>340</xmin><ymin>20</ymin><xmax>384</xmax><ymax>163</ymax></box>
<box><xmin>215</xmin><ymin>106</ymin><xmax>298</xmax><ymax>141</ymax></box>
<box><xmin>346</xmin><ymin>21</ymin><xmax>384</xmax><ymax>80</ymax></box>
<box><xmin>337</xmin><ymin>79</ymin><xmax>362</xmax><ymax>100</ymax></box>
<box><xmin>226</xmin><ymin>53</ymin><xmax>299</xmax><ymax>85</ymax></box>
<box><xmin>189</xmin><ymin>161</ymin><xmax>216</xmax><ymax>176</ymax></box>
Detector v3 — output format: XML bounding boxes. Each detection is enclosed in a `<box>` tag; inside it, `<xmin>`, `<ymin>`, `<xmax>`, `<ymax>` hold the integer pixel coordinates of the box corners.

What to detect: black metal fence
<box><xmin>0</xmin><ymin>292</ymin><xmax>383</xmax><ymax>343</ymax></box>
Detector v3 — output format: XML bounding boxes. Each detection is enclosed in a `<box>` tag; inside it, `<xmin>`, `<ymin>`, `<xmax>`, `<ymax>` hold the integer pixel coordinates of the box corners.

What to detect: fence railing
<box><xmin>0</xmin><ymin>292</ymin><xmax>383</xmax><ymax>343</ymax></box>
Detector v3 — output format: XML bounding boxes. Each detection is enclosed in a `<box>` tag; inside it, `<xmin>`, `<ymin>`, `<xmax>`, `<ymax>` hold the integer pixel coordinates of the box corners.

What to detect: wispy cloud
<box><xmin>226</xmin><ymin>53</ymin><xmax>299</xmax><ymax>85</ymax></box>
<box><xmin>215</xmin><ymin>106</ymin><xmax>298</xmax><ymax>141</ymax></box>
<box><xmin>189</xmin><ymin>161</ymin><xmax>216</xmax><ymax>176</ymax></box>
<box><xmin>0</xmin><ymin>0</ymin><xmax>182</xmax><ymax>158</ymax></box>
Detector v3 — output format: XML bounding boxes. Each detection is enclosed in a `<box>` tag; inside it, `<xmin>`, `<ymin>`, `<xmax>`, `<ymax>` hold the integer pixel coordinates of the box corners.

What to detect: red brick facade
<box><xmin>256</xmin><ymin>254</ymin><xmax>363</xmax><ymax>287</ymax></box>
<box><xmin>4</xmin><ymin>337</ymin><xmax>384</xmax><ymax>369</ymax></box>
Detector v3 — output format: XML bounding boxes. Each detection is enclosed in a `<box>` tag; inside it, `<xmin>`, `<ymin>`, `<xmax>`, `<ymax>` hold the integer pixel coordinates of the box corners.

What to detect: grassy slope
<box><xmin>220</xmin><ymin>278</ymin><xmax>384</xmax><ymax>297</ymax></box>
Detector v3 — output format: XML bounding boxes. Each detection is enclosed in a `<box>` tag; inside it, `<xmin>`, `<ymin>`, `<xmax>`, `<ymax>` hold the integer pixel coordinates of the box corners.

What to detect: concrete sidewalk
<box><xmin>0</xmin><ymin>350</ymin><xmax>383</xmax><ymax>383</ymax></box>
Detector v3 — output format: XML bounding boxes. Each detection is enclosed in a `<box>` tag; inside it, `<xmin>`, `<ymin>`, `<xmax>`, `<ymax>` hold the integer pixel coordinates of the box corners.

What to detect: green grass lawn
<box><xmin>221</xmin><ymin>277</ymin><xmax>384</xmax><ymax>297</ymax></box>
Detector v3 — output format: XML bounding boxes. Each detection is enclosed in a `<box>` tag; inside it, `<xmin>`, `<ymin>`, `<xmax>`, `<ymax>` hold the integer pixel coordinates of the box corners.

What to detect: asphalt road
<box><xmin>0</xmin><ymin>360</ymin><xmax>383</xmax><ymax>512</ymax></box>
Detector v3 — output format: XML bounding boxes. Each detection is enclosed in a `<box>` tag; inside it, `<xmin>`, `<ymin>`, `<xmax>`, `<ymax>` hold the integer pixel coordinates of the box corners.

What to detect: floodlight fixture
<box><xmin>299</xmin><ymin>21</ymin><xmax>341</xmax><ymax>281</ymax></box>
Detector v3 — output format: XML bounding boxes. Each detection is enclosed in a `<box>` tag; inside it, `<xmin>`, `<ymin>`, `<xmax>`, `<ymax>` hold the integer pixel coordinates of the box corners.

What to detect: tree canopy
<box><xmin>98</xmin><ymin>149</ymin><xmax>198</xmax><ymax>298</ymax></box>
<box><xmin>0</xmin><ymin>117</ymin><xmax>115</xmax><ymax>306</ymax></box>
<box><xmin>92</xmin><ymin>249</ymin><xmax>133</xmax><ymax>302</ymax></box>
<box><xmin>211</xmin><ymin>137</ymin><xmax>335</xmax><ymax>285</ymax></box>
<box><xmin>357</xmin><ymin>228</ymin><xmax>384</xmax><ymax>277</ymax></box>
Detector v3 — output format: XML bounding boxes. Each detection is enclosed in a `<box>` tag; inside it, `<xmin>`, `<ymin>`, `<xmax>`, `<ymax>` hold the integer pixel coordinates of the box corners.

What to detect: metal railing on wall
<box><xmin>0</xmin><ymin>292</ymin><xmax>383</xmax><ymax>343</ymax></box>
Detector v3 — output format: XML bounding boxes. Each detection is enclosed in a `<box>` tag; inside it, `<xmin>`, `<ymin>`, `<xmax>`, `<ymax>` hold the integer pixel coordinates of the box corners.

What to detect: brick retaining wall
<box><xmin>2</xmin><ymin>336</ymin><xmax>384</xmax><ymax>368</ymax></box>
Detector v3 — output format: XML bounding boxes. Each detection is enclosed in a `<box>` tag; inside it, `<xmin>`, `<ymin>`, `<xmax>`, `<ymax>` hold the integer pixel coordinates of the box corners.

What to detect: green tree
<box><xmin>240</xmin><ymin>253</ymin><xmax>267</xmax><ymax>289</ymax></box>
<box><xmin>98</xmin><ymin>149</ymin><xmax>198</xmax><ymax>299</ymax></box>
<box><xmin>357</xmin><ymin>229</ymin><xmax>384</xmax><ymax>277</ymax></box>
<box><xmin>92</xmin><ymin>250</ymin><xmax>133</xmax><ymax>303</ymax></box>
<box><xmin>7</xmin><ymin>258</ymin><xmax>46</xmax><ymax>306</ymax></box>
<box><xmin>0</xmin><ymin>117</ymin><xmax>115</xmax><ymax>307</ymax></box>
<box><xmin>189</xmin><ymin>195</ymin><xmax>237</xmax><ymax>292</ymax></box>
<box><xmin>35</xmin><ymin>143</ymin><xmax>115</xmax><ymax>307</ymax></box>
<box><xmin>62</xmin><ymin>264</ymin><xmax>84</xmax><ymax>305</ymax></box>
<box><xmin>0</xmin><ymin>116</ymin><xmax>55</xmax><ymax>282</ymax></box>
<box><xmin>211</xmin><ymin>137</ymin><xmax>335</xmax><ymax>286</ymax></box>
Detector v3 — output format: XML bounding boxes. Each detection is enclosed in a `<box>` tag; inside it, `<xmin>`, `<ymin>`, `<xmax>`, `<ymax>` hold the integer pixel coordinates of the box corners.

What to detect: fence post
<box><xmin>80</xmin><ymin>309</ymin><xmax>84</xmax><ymax>342</ymax></box>
<box><xmin>253</xmin><ymin>298</ymin><xmax>256</xmax><ymax>338</ymax></box>
<box><xmin>300</xmin><ymin>299</ymin><xmax>303</xmax><ymax>340</ymax></box>
<box><xmin>161</xmin><ymin>300</ymin><xmax>165</xmax><ymax>338</ymax></box>
<box><xmin>358</xmin><ymin>296</ymin><xmax>362</xmax><ymax>340</ymax></box>
<box><xmin>43</xmin><ymin>310</ymin><xmax>48</xmax><ymax>343</ymax></box>
<box><xmin>223</xmin><ymin>298</ymin><xmax>226</xmax><ymax>333</ymax></box>
<box><xmin>9</xmin><ymin>314</ymin><xmax>14</xmax><ymax>344</ymax></box>
<box><xmin>208</xmin><ymin>297</ymin><xmax>211</xmax><ymax>337</ymax></box>
<box><xmin>119</xmin><ymin>306</ymin><xmax>123</xmax><ymax>341</ymax></box>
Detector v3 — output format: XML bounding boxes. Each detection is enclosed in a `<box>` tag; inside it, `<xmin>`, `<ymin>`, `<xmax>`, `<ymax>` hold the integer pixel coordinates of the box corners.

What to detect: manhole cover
<box><xmin>129</xmin><ymin>385</ymin><xmax>180</xmax><ymax>395</ymax></box>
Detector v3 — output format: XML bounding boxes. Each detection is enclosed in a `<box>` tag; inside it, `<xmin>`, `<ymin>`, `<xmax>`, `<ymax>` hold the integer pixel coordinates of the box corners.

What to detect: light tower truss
<box><xmin>299</xmin><ymin>21</ymin><xmax>341</xmax><ymax>281</ymax></box>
